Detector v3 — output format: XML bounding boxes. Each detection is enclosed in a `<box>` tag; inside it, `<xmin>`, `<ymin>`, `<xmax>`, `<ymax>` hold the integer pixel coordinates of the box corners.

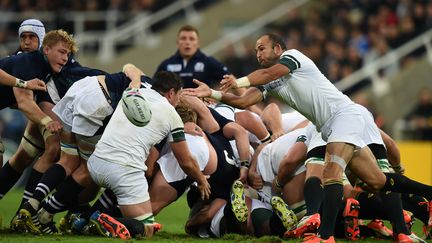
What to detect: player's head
<box><xmin>255</xmin><ymin>33</ymin><xmax>287</xmax><ymax>68</ymax></box>
<box><xmin>18</xmin><ymin>19</ymin><xmax>45</xmax><ymax>52</ymax></box>
<box><xmin>176</xmin><ymin>102</ymin><xmax>198</xmax><ymax>123</ymax></box>
<box><xmin>152</xmin><ymin>71</ymin><xmax>184</xmax><ymax>107</ymax></box>
<box><xmin>42</xmin><ymin>29</ymin><xmax>78</xmax><ymax>73</ymax></box>
<box><xmin>176</xmin><ymin>25</ymin><xmax>200</xmax><ymax>60</ymax></box>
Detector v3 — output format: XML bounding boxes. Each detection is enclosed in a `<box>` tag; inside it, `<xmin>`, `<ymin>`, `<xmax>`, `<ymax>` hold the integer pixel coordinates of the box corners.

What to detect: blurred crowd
<box><xmin>0</xmin><ymin>0</ymin><xmax>215</xmax><ymax>51</ymax></box>
<box><xmin>222</xmin><ymin>0</ymin><xmax>432</xmax><ymax>87</ymax></box>
<box><xmin>219</xmin><ymin>0</ymin><xmax>432</xmax><ymax>138</ymax></box>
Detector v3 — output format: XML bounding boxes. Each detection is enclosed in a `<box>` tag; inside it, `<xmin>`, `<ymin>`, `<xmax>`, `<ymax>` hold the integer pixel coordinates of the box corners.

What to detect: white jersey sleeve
<box><xmin>259</xmin><ymin>49</ymin><xmax>353</xmax><ymax>131</ymax></box>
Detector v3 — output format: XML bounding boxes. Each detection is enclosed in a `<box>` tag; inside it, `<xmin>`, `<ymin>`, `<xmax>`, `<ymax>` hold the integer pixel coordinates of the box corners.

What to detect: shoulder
<box><xmin>279</xmin><ymin>49</ymin><xmax>306</xmax><ymax>72</ymax></box>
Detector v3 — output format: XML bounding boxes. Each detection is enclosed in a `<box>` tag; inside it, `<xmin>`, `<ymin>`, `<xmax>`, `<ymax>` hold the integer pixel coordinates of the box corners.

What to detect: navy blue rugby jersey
<box><xmin>155</xmin><ymin>49</ymin><xmax>229</xmax><ymax>89</ymax></box>
<box><xmin>51</xmin><ymin>63</ymin><xmax>107</xmax><ymax>99</ymax></box>
<box><xmin>104</xmin><ymin>72</ymin><xmax>152</xmax><ymax>109</ymax></box>
<box><xmin>0</xmin><ymin>50</ymin><xmax>51</xmax><ymax>110</ymax></box>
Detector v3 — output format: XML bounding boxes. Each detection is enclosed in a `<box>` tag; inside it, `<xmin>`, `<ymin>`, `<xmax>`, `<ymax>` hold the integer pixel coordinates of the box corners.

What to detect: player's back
<box><xmin>93</xmin><ymin>88</ymin><xmax>182</xmax><ymax>171</ymax></box>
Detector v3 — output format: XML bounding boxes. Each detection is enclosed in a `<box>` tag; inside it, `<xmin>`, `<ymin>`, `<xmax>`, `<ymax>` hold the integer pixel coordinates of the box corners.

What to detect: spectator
<box><xmin>155</xmin><ymin>24</ymin><xmax>229</xmax><ymax>89</ymax></box>
<box><xmin>405</xmin><ymin>87</ymin><xmax>432</xmax><ymax>140</ymax></box>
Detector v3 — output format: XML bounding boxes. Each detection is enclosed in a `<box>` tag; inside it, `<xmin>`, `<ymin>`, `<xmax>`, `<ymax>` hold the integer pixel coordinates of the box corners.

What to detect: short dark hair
<box><xmin>263</xmin><ymin>33</ymin><xmax>286</xmax><ymax>50</ymax></box>
<box><xmin>178</xmin><ymin>25</ymin><xmax>199</xmax><ymax>36</ymax></box>
<box><xmin>152</xmin><ymin>71</ymin><xmax>183</xmax><ymax>95</ymax></box>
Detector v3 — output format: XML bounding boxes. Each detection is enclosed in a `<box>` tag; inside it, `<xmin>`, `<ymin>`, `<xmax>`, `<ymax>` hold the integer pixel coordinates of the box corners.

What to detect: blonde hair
<box><xmin>176</xmin><ymin>102</ymin><xmax>197</xmax><ymax>124</ymax></box>
<box><xmin>42</xmin><ymin>29</ymin><xmax>78</xmax><ymax>54</ymax></box>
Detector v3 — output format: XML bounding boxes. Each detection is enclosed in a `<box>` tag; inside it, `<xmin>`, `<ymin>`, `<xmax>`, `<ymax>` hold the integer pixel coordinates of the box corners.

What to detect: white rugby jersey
<box><xmin>281</xmin><ymin>110</ymin><xmax>307</xmax><ymax>132</ymax></box>
<box><xmin>157</xmin><ymin>134</ymin><xmax>209</xmax><ymax>183</ymax></box>
<box><xmin>93</xmin><ymin>88</ymin><xmax>184</xmax><ymax>171</ymax></box>
<box><xmin>260</xmin><ymin>49</ymin><xmax>353</xmax><ymax>130</ymax></box>
<box><xmin>260</xmin><ymin>122</ymin><xmax>316</xmax><ymax>175</ymax></box>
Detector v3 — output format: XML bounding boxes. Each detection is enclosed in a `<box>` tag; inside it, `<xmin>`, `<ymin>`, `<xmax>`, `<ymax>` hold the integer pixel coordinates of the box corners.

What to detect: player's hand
<box><xmin>26</xmin><ymin>79</ymin><xmax>47</xmax><ymax>91</ymax></box>
<box><xmin>46</xmin><ymin>120</ymin><xmax>63</xmax><ymax>134</ymax></box>
<box><xmin>238</xmin><ymin>167</ymin><xmax>248</xmax><ymax>184</ymax></box>
<box><xmin>248</xmin><ymin>170</ymin><xmax>263</xmax><ymax>190</ymax></box>
<box><xmin>182</xmin><ymin>79</ymin><xmax>212</xmax><ymax>98</ymax></box>
<box><xmin>271</xmin><ymin>178</ymin><xmax>283</xmax><ymax>195</ymax></box>
<box><xmin>184</xmin><ymin>122</ymin><xmax>204</xmax><ymax>136</ymax></box>
<box><xmin>220</xmin><ymin>74</ymin><xmax>237</xmax><ymax>92</ymax></box>
<box><xmin>197</xmin><ymin>175</ymin><xmax>211</xmax><ymax>200</ymax></box>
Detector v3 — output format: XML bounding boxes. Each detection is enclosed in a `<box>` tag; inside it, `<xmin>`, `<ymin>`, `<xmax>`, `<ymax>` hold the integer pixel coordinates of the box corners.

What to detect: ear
<box><xmin>43</xmin><ymin>46</ymin><xmax>49</xmax><ymax>55</ymax></box>
<box><xmin>273</xmin><ymin>44</ymin><xmax>283</xmax><ymax>55</ymax></box>
<box><xmin>166</xmin><ymin>88</ymin><xmax>175</xmax><ymax>99</ymax></box>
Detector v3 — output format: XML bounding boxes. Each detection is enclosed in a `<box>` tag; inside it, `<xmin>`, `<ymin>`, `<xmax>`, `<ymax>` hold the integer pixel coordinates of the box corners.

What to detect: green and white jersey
<box><xmin>260</xmin><ymin>49</ymin><xmax>353</xmax><ymax>130</ymax></box>
<box><xmin>93</xmin><ymin>88</ymin><xmax>185</xmax><ymax>171</ymax></box>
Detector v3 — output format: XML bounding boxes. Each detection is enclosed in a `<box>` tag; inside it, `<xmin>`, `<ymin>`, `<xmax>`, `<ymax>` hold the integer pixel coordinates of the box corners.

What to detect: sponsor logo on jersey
<box><xmin>167</xmin><ymin>64</ymin><xmax>182</xmax><ymax>72</ymax></box>
<box><xmin>194</xmin><ymin>62</ymin><xmax>204</xmax><ymax>72</ymax></box>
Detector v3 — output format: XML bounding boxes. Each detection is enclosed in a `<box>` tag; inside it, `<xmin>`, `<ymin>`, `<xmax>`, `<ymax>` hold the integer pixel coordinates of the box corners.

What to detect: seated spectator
<box><xmin>405</xmin><ymin>87</ymin><xmax>432</xmax><ymax>140</ymax></box>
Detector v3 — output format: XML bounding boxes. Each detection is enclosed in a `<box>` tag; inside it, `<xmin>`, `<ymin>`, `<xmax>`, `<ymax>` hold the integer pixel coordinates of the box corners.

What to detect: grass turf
<box><xmin>0</xmin><ymin>189</ymin><xmax>430</xmax><ymax>242</ymax></box>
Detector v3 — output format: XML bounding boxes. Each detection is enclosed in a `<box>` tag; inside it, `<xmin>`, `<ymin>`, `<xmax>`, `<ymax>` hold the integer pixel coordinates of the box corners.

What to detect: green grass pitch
<box><xmin>0</xmin><ymin>189</ymin><xmax>430</xmax><ymax>242</ymax></box>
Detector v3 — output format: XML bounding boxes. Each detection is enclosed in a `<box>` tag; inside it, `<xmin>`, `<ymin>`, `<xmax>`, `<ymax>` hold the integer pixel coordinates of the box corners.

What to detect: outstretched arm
<box><xmin>183</xmin><ymin>79</ymin><xmax>263</xmax><ymax>109</ymax></box>
<box><xmin>180</xmin><ymin>95</ymin><xmax>220</xmax><ymax>133</ymax></box>
<box><xmin>220</xmin><ymin>63</ymin><xmax>289</xmax><ymax>91</ymax></box>
<box><xmin>0</xmin><ymin>69</ymin><xmax>46</xmax><ymax>91</ymax></box>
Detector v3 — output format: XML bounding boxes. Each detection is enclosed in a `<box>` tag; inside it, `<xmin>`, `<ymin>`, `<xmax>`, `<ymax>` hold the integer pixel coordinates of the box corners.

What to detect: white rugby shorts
<box><xmin>88</xmin><ymin>155</ymin><xmax>149</xmax><ymax>205</ymax></box>
<box><xmin>52</xmin><ymin>76</ymin><xmax>113</xmax><ymax>136</ymax></box>
<box><xmin>320</xmin><ymin>104</ymin><xmax>367</xmax><ymax>148</ymax></box>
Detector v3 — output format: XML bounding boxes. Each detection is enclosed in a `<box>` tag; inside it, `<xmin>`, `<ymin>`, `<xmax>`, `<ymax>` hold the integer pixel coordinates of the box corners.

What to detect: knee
<box><xmin>366</xmin><ymin>173</ymin><xmax>386</xmax><ymax>192</ymax></box>
<box><xmin>43</xmin><ymin>137</ymin><xmax>61</xmax><ymax>158</ymax></box>
<box><xmin>322</xmin><ymin>163</ymin><xmax>343</xmax><ymax>182</ymax></box>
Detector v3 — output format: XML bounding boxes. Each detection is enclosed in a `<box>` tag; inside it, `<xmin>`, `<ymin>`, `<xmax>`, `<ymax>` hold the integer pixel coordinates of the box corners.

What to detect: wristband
<box><xmin>236</xmin><ymin>76</ymin><xmax>251</xmax><ymax>88</ymax></box>
<box><xmin>40</xmin><ymin>116</ymin><xmax>53</xmax><ymax>126</ymax></box>
<box><xmin>210</xmin><ymin>89</ymin><xmax>222</xmax><ymax>101</ymax></box>
<box><xmin>240</xmin><ymin>160</ymin><xmax>250</xmax><ymax>168</ymax></box>
<box><xmin>15</xmin><ymin>78</ymin><xmax>27</xmax><ymax>88</ymax></box>
<box><xmin>260</xmin><ymin>134</ymin><xmax>272</xmax><ymax>143</ymax></box>
<box><xmin>275</xmin><ymin>177</ymin><xmax>283</xmax><ymax>189</ymax></box>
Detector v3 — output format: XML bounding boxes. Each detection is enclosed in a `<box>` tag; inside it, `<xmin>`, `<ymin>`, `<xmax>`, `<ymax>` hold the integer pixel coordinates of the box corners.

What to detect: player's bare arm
<box><xmin>0</xmin><ymin>70</ymin><xmax>46</xmax><ymax>91</ymax></box>
<box><xmin>122</xmin><ymin>63</ymin><xmax>144</xmax><ymax>88</ymax></box>
<box><xmin>180</xmin><ymin>95</ymin><xmax>220</xmax><ymax>133</ymax></box>
<box><xmin>170</xmin><ymin>140</ymin><xmax>211</xmax><ymax>199</ymax></box>
<box><xmin>183</xmin><ymin>79</ymin><xmax>263</xmax><ymax>109</ymax></box>
<box><xmin>13</xmin><ymin>87</ymin><xmax>62</xmax><ymax>133</ymax></box>
<box><xmin>273</xmin><ymin>142</ymin><xmax>307</xmax><ymax>193</ymax></box>
<box><xmin>220</xmin><ymin>63</ymin><xmax>290</xmax><ymax>91</ymax></box>
<box><xmin>248</xmin><ymin>143</ymin><xmax>266</xmax><ymax>190</ymax></box>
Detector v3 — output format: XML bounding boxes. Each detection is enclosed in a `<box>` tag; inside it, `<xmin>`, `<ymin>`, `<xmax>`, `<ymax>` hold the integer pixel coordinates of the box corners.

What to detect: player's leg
<box><xmin>88</xmin><ymin>155</ymin><xmax>157</xmax><ymax>239</ymax></box>
<box><xmin>29</xmin><ymin>130</ymin><xmax>80</xmax><ymax>210</ymax></box>
<box><xmin>309</xmin><ymin>142</ymin><xmax>354</xmax><ymax>243</ymax></box>
<box><xmin>149</xmin><ymin>170</ymin><xmax>182</xmax><ymax>216</ymax></box>
<box><xmin>0</xmin><ymin>121</ymin><xmax>44</xmax><ymax>201</ymax></box>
